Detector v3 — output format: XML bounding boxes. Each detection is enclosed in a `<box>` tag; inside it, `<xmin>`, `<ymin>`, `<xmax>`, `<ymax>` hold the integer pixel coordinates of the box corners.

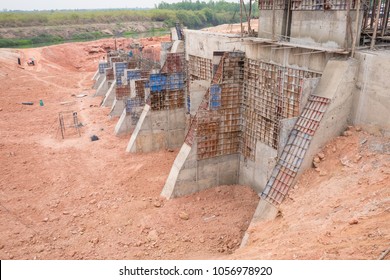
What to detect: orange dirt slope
<box><xmin>0</xmin><ymin>38</ymin><xmax>258</xmax><ymax>260</ymax></box>
<box><xmin>234</xmin><ymin>127</ymin><xmax>390</xmax><ymax>260</ymax></box>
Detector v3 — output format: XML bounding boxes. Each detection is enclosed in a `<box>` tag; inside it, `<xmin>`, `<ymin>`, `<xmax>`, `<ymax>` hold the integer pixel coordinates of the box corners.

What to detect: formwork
<box><xmin>188</xmin><ymin>55</ymin><xmax>213</xmax><ymax>81</ymax></box>
<box><xmin>148</xmin><ymin>53</ymin><xmax>186</xmax><ymax>111</ymax></box>
<box><xmin>98</xmin><ymin>62</ymin><xmax>108</xmax><ymax>74</ymax></box>
<box><xmin>114</xmin><ymin>62</ymin><xmax>128</xmax><ymax>86</ymax></box>
<box><xmin>185</xmin><ymin>52</ymin><xmax>322</xmax><ymax>162</ymax></box>
<box><xmin>241</xmin><ymin>59</ymin><xmax>321</xmax><ymax>160</ymax></box>
<box><xmin>109</xmin><ymin>56</ymin><xmax>122</xmax><ymax>67</ymax></box>
<box><xmin>105</xmin><ymin>68</ymin><xmax>114</xmax><ymax>81</ymax></box>
<box><xmin>126</xmin><ymin>97</ymin><xmax>145</xmax><ymax>126</ymax></box>
<box><xmin>187</xmin><ymin>52</ymin><xmax>244</xmax><ymax>160</ymax></box>
<box><xmin>126</xmin><ymin>69</ymin><xmax>142</xmax><ymax>81</ymax></box>
<box><xmin>116</xmin><ymin>84</ymin><xmax>131</xmax><ymax>100</ymax></box>
<box><xmin>135</xmin><ymin>79</ymin><xmax>148</xmax><ymax>100</ymax></box>
<box><xmin>197</xmin><ymin>52</ymin><xmax>244</xmax><ymax>159</ymax></box>
<box><xmin>161</xmin><ymin>53</ymin><xmax>185</xmax><ymax>74</ymax></box>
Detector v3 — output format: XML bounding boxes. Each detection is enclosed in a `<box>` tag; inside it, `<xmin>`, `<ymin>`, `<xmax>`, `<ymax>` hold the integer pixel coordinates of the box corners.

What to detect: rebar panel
<box><xmin>184</xmin><ymin>57</ymin><xmax>221</xmax><ymax>147</ymax></box>
<box><xmin>289</xmin><ymin>0</ymin><xmax>357</xmax><ymax>10</ymax></box>
<box><xmin>258</xmin><ymin>0</ymin><xmax>286</xmax><ymax>9</ymax></box>
<box><xmin>135</xmin><ymin>79</ymin><xmax>148</xmax><ymax>100</ymax></box>
<box><xmin>149</xmin><ymin>72</ymin><xmax>185</xmax><ymax>111</ymax></box>
<box><xmin>98</xmin><ymin>62</ymin><xmax>108</xmax><ymax>74</ymax></box>
<box><xmin>127</xmin><ymin>60</ymin><xmax>138</xmax><ymax>69</ymax></box>
<box><xmin>188</xmin><ymin>55</ymin><xmax>213</xmax><ymax>81</ymax></box>
<box><xmin>241</xmin><ymin>58</ymin><xmax>321</xmax><ymax>160</ymax></box>
<box><xmin>105</xmin><ymin>68</ymin><xmax>114</xmax><ymax>81</ymax></box>
<box><xmin>261</xmin><ymin>95</ymin><xmax>330</xmax><ymax>206</ymax></box>
<box><xmin>127</xmin><ymin>70</ymin><xmax>142</xmax><ymax>81</ymax></box>
<box><xmin>110</xmin><ymin>56</ymin><xmax>122</xmax><ymax>65</ymax></box>
<box><xmin>116</xmin><ymin>84</ymin><xmax>131</xmax><ymax>100</ymax></box>
<box><xmin>195</xmin><ymin>53</ymin><xmax>244</xmax><ymax>160</ymax></box>
<box><xmin>141</xmin><ymin>71</ymin><xmax>150</xmax><ymax>79</ymax></box>
<box><xmin>161</xmin><ymin>53</ymin><xmax>185</xmax><ymax>74</ymax></box>
<box><xmin>150</xmin><ymin>90</ymin><xmax>185</xmax><ymax>111</ymax></box>
<box><xmin>58</xmin><ymin>111</ymin><xmax>81</xmax><ymax>139</ymax></box>
<box><xmin>114</xmin><ymin>62</ymin><xmax>128</xmax><ymax>86</ymax></box>
<box><xmin>126</xmin><ymin>97</ymin><xmax>145</xmax><ymax>124</ymax></box>
<box><xmin>362</xmin><ymin>0</ymin><xmax>390</xmax><ymax>40</ymax></box>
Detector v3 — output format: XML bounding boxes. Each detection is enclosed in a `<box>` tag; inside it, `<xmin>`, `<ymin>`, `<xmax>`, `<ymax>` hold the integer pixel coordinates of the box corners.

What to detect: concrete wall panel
<box><xmin>352</xmin><ymin>51</ymin><xmax>390</xmax><ymax>135</ymax></box>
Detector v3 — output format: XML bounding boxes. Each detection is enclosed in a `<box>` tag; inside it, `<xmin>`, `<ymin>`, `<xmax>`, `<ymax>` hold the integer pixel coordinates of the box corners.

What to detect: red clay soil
<box><xmin>234</xmin><ymin>127</ymin><xmax>390</xmax><ymax>260</ymax></box>
<box><xmin>1</xmin><ymin>36</ymin><xmax>389</xmax><ymax>261</ymax></box>
<box><xmin>0</xmin><ymin>37</ymin><xmax>258</xmax><ymax>260</ymax></box>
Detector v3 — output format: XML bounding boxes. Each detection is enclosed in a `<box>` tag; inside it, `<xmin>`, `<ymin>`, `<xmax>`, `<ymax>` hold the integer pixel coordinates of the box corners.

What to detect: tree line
<box><xmin>0</xmin><ymin>1</ymin><xmax>258</xmax><ymax>29</ymax></box>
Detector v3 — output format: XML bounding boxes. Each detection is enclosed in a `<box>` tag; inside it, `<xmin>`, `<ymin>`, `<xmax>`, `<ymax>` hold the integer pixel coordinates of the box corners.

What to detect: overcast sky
<box><xmin>0</xmin><ymin>0</ymin><xmax>237</xmax><ymax>11</ymax></box>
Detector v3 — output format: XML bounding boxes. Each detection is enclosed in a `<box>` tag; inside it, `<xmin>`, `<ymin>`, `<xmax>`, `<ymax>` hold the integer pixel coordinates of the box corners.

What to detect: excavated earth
<box><xmin>0</xmin><ymin>37</ymin><xmax>258</xmax><ymax>260</ymax></box>
<box><xmin>234</xmin><ymin>127</ymin><xmax>390</xmax><ymax>260</ymax></box>
<box><xmin>0</xmin><ymin>33</ymin><xmax>389</xmax><ymax>260</ymax></box>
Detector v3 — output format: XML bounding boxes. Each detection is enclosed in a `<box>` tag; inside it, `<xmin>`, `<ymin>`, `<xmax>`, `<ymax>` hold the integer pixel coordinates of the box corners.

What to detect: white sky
<box><xmin>0</xmin><ymin>0</ymin><xmax>238</xmax><ymax>11</ymax></box>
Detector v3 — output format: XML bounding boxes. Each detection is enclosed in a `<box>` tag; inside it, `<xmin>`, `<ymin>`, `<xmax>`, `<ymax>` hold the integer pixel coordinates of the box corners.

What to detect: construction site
<box><xmin>0</xmin><ymin>1</ymin><xmax>389</xmax><ymax>260</ymax></box>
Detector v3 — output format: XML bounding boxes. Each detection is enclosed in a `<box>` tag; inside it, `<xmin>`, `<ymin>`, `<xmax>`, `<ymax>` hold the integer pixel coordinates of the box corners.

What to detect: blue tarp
<box><xmin>209</xmin><ymin>84</ymin><xmax>221</xmax><ymax>110</ymax></box>
<box><xmin>98</xmin><ymin>62</ymin><xmax>108</xmax><ymax>74</ymax></box>
<box><xmin>114</xmin><ymin>62</ymin><xmax>127</xmax><ymax>86</ymax></box>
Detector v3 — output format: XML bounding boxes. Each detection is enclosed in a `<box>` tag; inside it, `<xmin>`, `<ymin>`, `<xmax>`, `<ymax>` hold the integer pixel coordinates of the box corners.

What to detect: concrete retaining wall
<box><xmin>185</xmin><ymin>30</ymin><xmax>245</xmax><ymax>60</ymax></box>
<box><xmin>352</xmin><ymin>51</ymin><xmax>390</xmax><ymax>136</ymax></box>
<box><xmin>115</xmin><ymin>109</ymin><xmax>133</xmax><ymax>136</ymax></box>
<box><xmin>258</xmin><ymin>10</ymin><xmax>285</xmax><ymax>40</ymax></box>
<box><xmin>290</xmin><ymin>10</ymin><xmax>362</xmax><ymax>49</ymax></box>
<box><xmin>300</xmin><ymin>59</ymin><xmax>358</xmax><ymax>172</ymax></box>
<box><xmin>126</xmin><ymin>106</ymin><xmax>186</xmax><ymax>153</ymax></box>
<box><xmin>161</xmin><ymin>141</ymin><xmax>239</xmax><ymax>198</ymax></box>
<box><xmin>239</xmin><ymin>141</ymin><xmax>277</xmax><ymax>194</ymax></box>
<box><xmin>101</xmin><ymin>81</ymin><xmax>116</xmax><ymax>107</ymax></box>
<box><xmin>258</xmin><ymin>10</ymin><xmax>363</xmax><ymax>50</ymax></box>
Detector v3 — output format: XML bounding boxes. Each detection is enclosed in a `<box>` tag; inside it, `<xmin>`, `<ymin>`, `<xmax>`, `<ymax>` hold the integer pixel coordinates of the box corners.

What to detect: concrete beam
<box><xmin>92</xmin><ymin>70</ymin><xmax>99</xmax><ymax>81</ymax></box>
<box><xmin>161</xmin><ymin>143</ymin><xmax>193</xmax><ymax>199</ymax></box>
<box><xmin>92</xmin><ymin>73</ymin><xmax>103</xmax><ymax>89</ymax></box>
<box><xmin>101</xmin><ymin>81</ymin><xmax>116</xmax><ymax>107</ymax></box>
<box><xmin>126</xmin><ymin>106</ymin><xmax>186</xmax><ymax>153</ymax></box>
<box><xmin>110</xmin><ymin>99</ymin><xmax>126</xmax><ymax>117</ymax></box>
<box><xmin>94</xmin><ymin>77</ymin><xmax>108</xmax><ymax>97</ymax></box>
<box><xmin>240</xmin><ymin>199</ymin><xmax>279</xmax><ymax>248</ymax></box>
<box><xmin>115</xmin><ymin>108</ymin><xmax>133</xmax><ymax>136</ymax></box>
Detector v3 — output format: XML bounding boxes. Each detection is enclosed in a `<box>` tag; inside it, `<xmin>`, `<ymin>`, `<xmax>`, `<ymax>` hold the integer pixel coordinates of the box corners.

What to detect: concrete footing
<box><xmin>239</xmin><ymin>199</ymin><xmax>278</xmax><ymax>248</ymax></box>
<box><xmin>161</xmin><ymin>141</ymin><xmax>240</xmax><ymax>199</ymax></box>
<box><xmin>161</xmin><ymin>143</ymin><xmax>193</xmax><ymax>198</ymax></box>
<box><xmin>93</xmin><ymin>74</ymin><xmax>104</xmax><ymax>89</ymax></box>
<box><xmin>110</xmin><ymin>98</ymin><xmax>126</xmax><ymax>117</ymax></box>
<box><xmin>115</xmin><ymin>109</ymin><xmax>133</xmax><ymax>136</ymax></box>
<box><xmin>94</xmin><ymin>77</ymin><xmax>108</xmax><ymax>97</ymax></box>
<box><xmin>101</xmin><ymin>81</ymin><xmax>116</xmax><ymax>107</ymax></box>
<box><xmin>126</xmin><ymin>106</ymin><xmax>186</xmax><ymax>153</ymax></box>
<box><xmin>92</xmin><ymin>70</ymin><xmax>99</xmax><ymax>81</ymax></box>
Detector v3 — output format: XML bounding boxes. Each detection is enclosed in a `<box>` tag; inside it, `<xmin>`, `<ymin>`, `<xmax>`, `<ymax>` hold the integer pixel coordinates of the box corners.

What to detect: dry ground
<box><xmin>234</xmin><ymin>127</ymin><xmax>390</xmax><ymax>260</ymax></box>
<box><xmin>0</xmin><ymin>34</ymin><xmax>389</xmax><ymax>260</ymax></box>
<box><xmin>0</xmin><ymin>37</ymin><xmax>258</xmax><ymax>260</ymax></box>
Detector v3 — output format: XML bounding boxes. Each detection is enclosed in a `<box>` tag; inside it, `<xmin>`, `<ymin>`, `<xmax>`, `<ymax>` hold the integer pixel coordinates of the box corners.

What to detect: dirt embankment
<box><xmin>0</xmin><ymin>33</ymin><xmax>389</xmax><ymax>260</ymax></box>
<box><xmin>234</xmin><ymin>127</ymin><xmax>390</xmax><ymax>260</ymax></box>
<box><xmin>0</xmin><ymin>21</ymin><xmax>167</xmax><ymax>40</ymax></box>
<box><xmin>0</xmin><ymin>38</ymin><xmax>258</xmax><ymax>260</ymax></box>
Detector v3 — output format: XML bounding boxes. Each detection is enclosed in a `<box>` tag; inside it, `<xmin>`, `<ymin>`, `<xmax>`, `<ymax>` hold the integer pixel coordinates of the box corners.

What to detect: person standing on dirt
<box><xmin>17</xmin><ymin>57</ymin><xmax>21</xmax><ymax>65</ymax></box>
